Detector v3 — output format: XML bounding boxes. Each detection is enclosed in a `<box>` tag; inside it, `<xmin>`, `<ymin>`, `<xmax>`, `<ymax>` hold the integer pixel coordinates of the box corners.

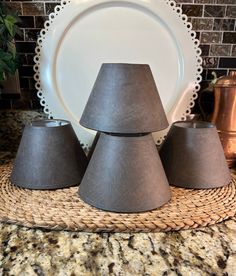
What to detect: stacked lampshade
<box><xmin>79</xmin><ymin>63</ymin><xmax>171</xmax><ymax>212</ymax></box>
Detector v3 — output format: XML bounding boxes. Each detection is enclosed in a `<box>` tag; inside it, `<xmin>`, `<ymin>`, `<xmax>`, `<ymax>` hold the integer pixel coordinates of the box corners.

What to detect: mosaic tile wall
<box><xmin>0</xmin><ymin>0</ymin><xmax>235</xmax><ymax>110</ymax></box>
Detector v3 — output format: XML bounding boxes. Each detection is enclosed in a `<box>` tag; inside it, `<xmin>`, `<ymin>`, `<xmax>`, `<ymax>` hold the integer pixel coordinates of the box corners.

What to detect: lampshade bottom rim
<box><xmin>78</xmin><ymin>191</ymin><xmax>171</xmax><ymax>213</ymax></box>
<box><xmin>10</xmin><ymin>178</ymin><xmax>81</xmax><ymax>190</ymax></box>
<box><xmin>169</xmin><ymin>179</ymin><xmax>232</xmax><ymax>189</ymax></box>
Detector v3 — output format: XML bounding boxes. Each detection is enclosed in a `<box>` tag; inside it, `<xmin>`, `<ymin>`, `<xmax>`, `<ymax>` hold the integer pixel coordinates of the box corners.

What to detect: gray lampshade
<box><xmin>159</xmin><ymin>121</ymin><xmax>231</xmax><ymax>189</ymax></box>
<box><xmin>11</xmin><ymin>120</ymin><xmax>88</xmax><ymax>189</ymax></box>
<box><xmin>80</xmin><ymin>63</ymin><xmax>168</xmax><ymax>133</ymax></box>
<box><xmin>79</xmin><ymin>133</ymin><xmax>171</xmax><ymax>212</ymax></box>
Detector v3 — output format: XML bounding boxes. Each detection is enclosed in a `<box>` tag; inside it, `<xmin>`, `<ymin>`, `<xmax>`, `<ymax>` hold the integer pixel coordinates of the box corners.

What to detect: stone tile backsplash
<box><xmin>204</xmin><ymin>5</ymin><xmax>226</xmax><ymax>17</ymax></box>
<box><xmin>201</xmin><ymin>31</ymin><xmax>222</xmax><ymax>43</ymax></box>
<box><xmin>0</xmin><ymin>0</ymin><xmax>235</xmax><ymax>110</ymax></box>
<box><xmin>223</xmin><ymin>31</ymin><xmax>236</xmax><ymax>43</ymax></box>
<box><xmin>210</xmin><ymin>44</ymin><xmax>232</xmax><ymax>56</ymax></box>
<box><xmin>213</xmin><ymin>19</ymin><xmax>235</xmax><ymax>30</ymax></box>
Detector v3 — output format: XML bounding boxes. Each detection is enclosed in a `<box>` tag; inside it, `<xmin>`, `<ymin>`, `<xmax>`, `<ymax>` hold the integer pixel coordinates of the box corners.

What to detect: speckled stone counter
<box><xmin>1</xmin><ymin>221</ymin><xmax>236</xmax><ymax>275</ymax></box>
<box><xmin>1</xmin><ymin>110</ymin><xmax>236</xmax><ymax>276</ymax></box>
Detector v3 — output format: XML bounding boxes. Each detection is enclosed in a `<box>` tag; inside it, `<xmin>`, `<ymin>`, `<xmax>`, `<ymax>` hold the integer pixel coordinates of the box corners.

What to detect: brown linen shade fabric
<box><xmin>79</xmin><ymin>63</ymin><xmax>170</xmax><ymax>212</ymax></box>
<box><xmin>159</xmin><ymin>121</ymin><xmax>231</xmax><ymax>189</ymax></box>
<box><xmin>11</xmin><ymin>120</ymin><xmax>88</xmax><ymax>190</ymax></box>
<box><xmin>80</xmin><ymin>63</ymin><xmax>168</xmax><ymax>133</ymax></box>
<box><xmin>79</xmin><ymin>133</ymin><xmax>171</xmax><ymax>213</ymax></box>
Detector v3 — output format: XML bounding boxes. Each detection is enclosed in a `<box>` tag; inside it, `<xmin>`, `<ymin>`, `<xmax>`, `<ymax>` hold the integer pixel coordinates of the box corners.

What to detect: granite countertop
<box><xmin>1</xmin><ymin>219</ymin><xmax>236</xmax><ymax>275</ymax></box>
<box><xmin>1</xmin><ymin>110</ymin><xmax>236</xmax><ymax>275</ymax></box>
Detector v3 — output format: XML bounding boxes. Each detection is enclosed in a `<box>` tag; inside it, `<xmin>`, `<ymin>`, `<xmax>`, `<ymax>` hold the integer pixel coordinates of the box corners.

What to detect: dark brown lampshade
<box><xmin>11</xmin><ymin>120</ymin><xmax>88</xmax><ymax>189</ymax></box>
<box><xmin>80</xmin><ymin>63</ymin><xmax>168</xmax><ymax>133</ymax></box>
<box><xmin>79</xmin><ymin>133</ymin><xmax>171</xmax><ymax>212</ymax></box>
<box><xmin>159</xmin><ymin>121</ymin><xmax>231</xmax><ymax>189</ymax></box>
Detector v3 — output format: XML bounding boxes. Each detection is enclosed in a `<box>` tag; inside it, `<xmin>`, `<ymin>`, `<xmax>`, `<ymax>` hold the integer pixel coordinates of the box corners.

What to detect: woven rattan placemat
<box><xmin>0</xmin><ymin>164</ymin><xmax>236</xmax><ymax>232</ymax></box>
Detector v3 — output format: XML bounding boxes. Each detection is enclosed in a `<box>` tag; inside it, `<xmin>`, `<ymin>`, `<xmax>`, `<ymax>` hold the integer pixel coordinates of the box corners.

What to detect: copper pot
<box><xmin>212</xmin><ymin>71</ymin><xmax>236</xmax><ymax>168</ymax></box>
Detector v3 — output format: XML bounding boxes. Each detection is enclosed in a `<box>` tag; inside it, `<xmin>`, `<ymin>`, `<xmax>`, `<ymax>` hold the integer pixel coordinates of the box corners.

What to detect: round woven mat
<box><xmin>0</xmin><ymin>164</ymin><xmax>236</xmax><ymax>232</ymax></box>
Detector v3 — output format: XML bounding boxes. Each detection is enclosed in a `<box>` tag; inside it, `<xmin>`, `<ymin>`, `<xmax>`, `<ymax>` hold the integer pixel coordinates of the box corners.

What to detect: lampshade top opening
<box><xmin>173</xmin><ymin>121</ymin><xmax>215</xmax><ymax>129</ymax></box>
<box><xmin>104</xmin><ymin>132</ymin><xmax>148</xmax><ymax>137</ymax></box>
<box><xmin>31</xmin><ymin>120</ymin><xmax>70</xmax><ymax>128</ymax></box>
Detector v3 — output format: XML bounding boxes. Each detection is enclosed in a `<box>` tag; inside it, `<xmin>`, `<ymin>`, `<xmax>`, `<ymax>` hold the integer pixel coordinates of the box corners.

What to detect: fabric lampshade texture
<box><xmin>79</xmin><ymin>63</ymin><xmax>171</xmax><ymax>212</ymax></box>
<box><xmin>79</xmin><ymin>133</ymin><xmax>171</xmax><ymax>212</ymax></box>
<box><xmin>11</xmin><ymin>120</ymin><xmax>88</xmax><ymax>190</ymax></box>
<box><xmin>80</xmin><ymin>63</ymin><xmax>168</xmax><ymax>134</ymax></box>
<box><xmin>159</xmin><ymin>121</ymin><xmax>231</xmax><ymax>189</ymax></box>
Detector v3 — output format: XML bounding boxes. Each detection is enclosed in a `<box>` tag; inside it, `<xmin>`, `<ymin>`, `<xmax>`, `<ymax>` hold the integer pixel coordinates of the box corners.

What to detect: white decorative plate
<box><xmin>34</xmin><ymin>0</ymin><xmax>202</xmax><ymax>149</ymax></box>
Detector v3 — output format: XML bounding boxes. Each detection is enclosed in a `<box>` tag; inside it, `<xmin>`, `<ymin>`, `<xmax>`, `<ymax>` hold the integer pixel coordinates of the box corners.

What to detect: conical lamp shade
<box><xmin>11</xmin><ymin>120</ymin><xmax>88</xmax><ymax>189</ymax></box>
<box><xmin>80</xmin><ymin>63</ymin><xmax>168</xmax><ymax>133</ymax></box>
<box><xmin>159</xmin><ymin>121</ymin><xmax>231</xmax><ymax>189</ymax></box>
<box><xmin>79</xmin><ymin>133</ymin><xmax>171</xmax><ymax>212</ymax></box>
